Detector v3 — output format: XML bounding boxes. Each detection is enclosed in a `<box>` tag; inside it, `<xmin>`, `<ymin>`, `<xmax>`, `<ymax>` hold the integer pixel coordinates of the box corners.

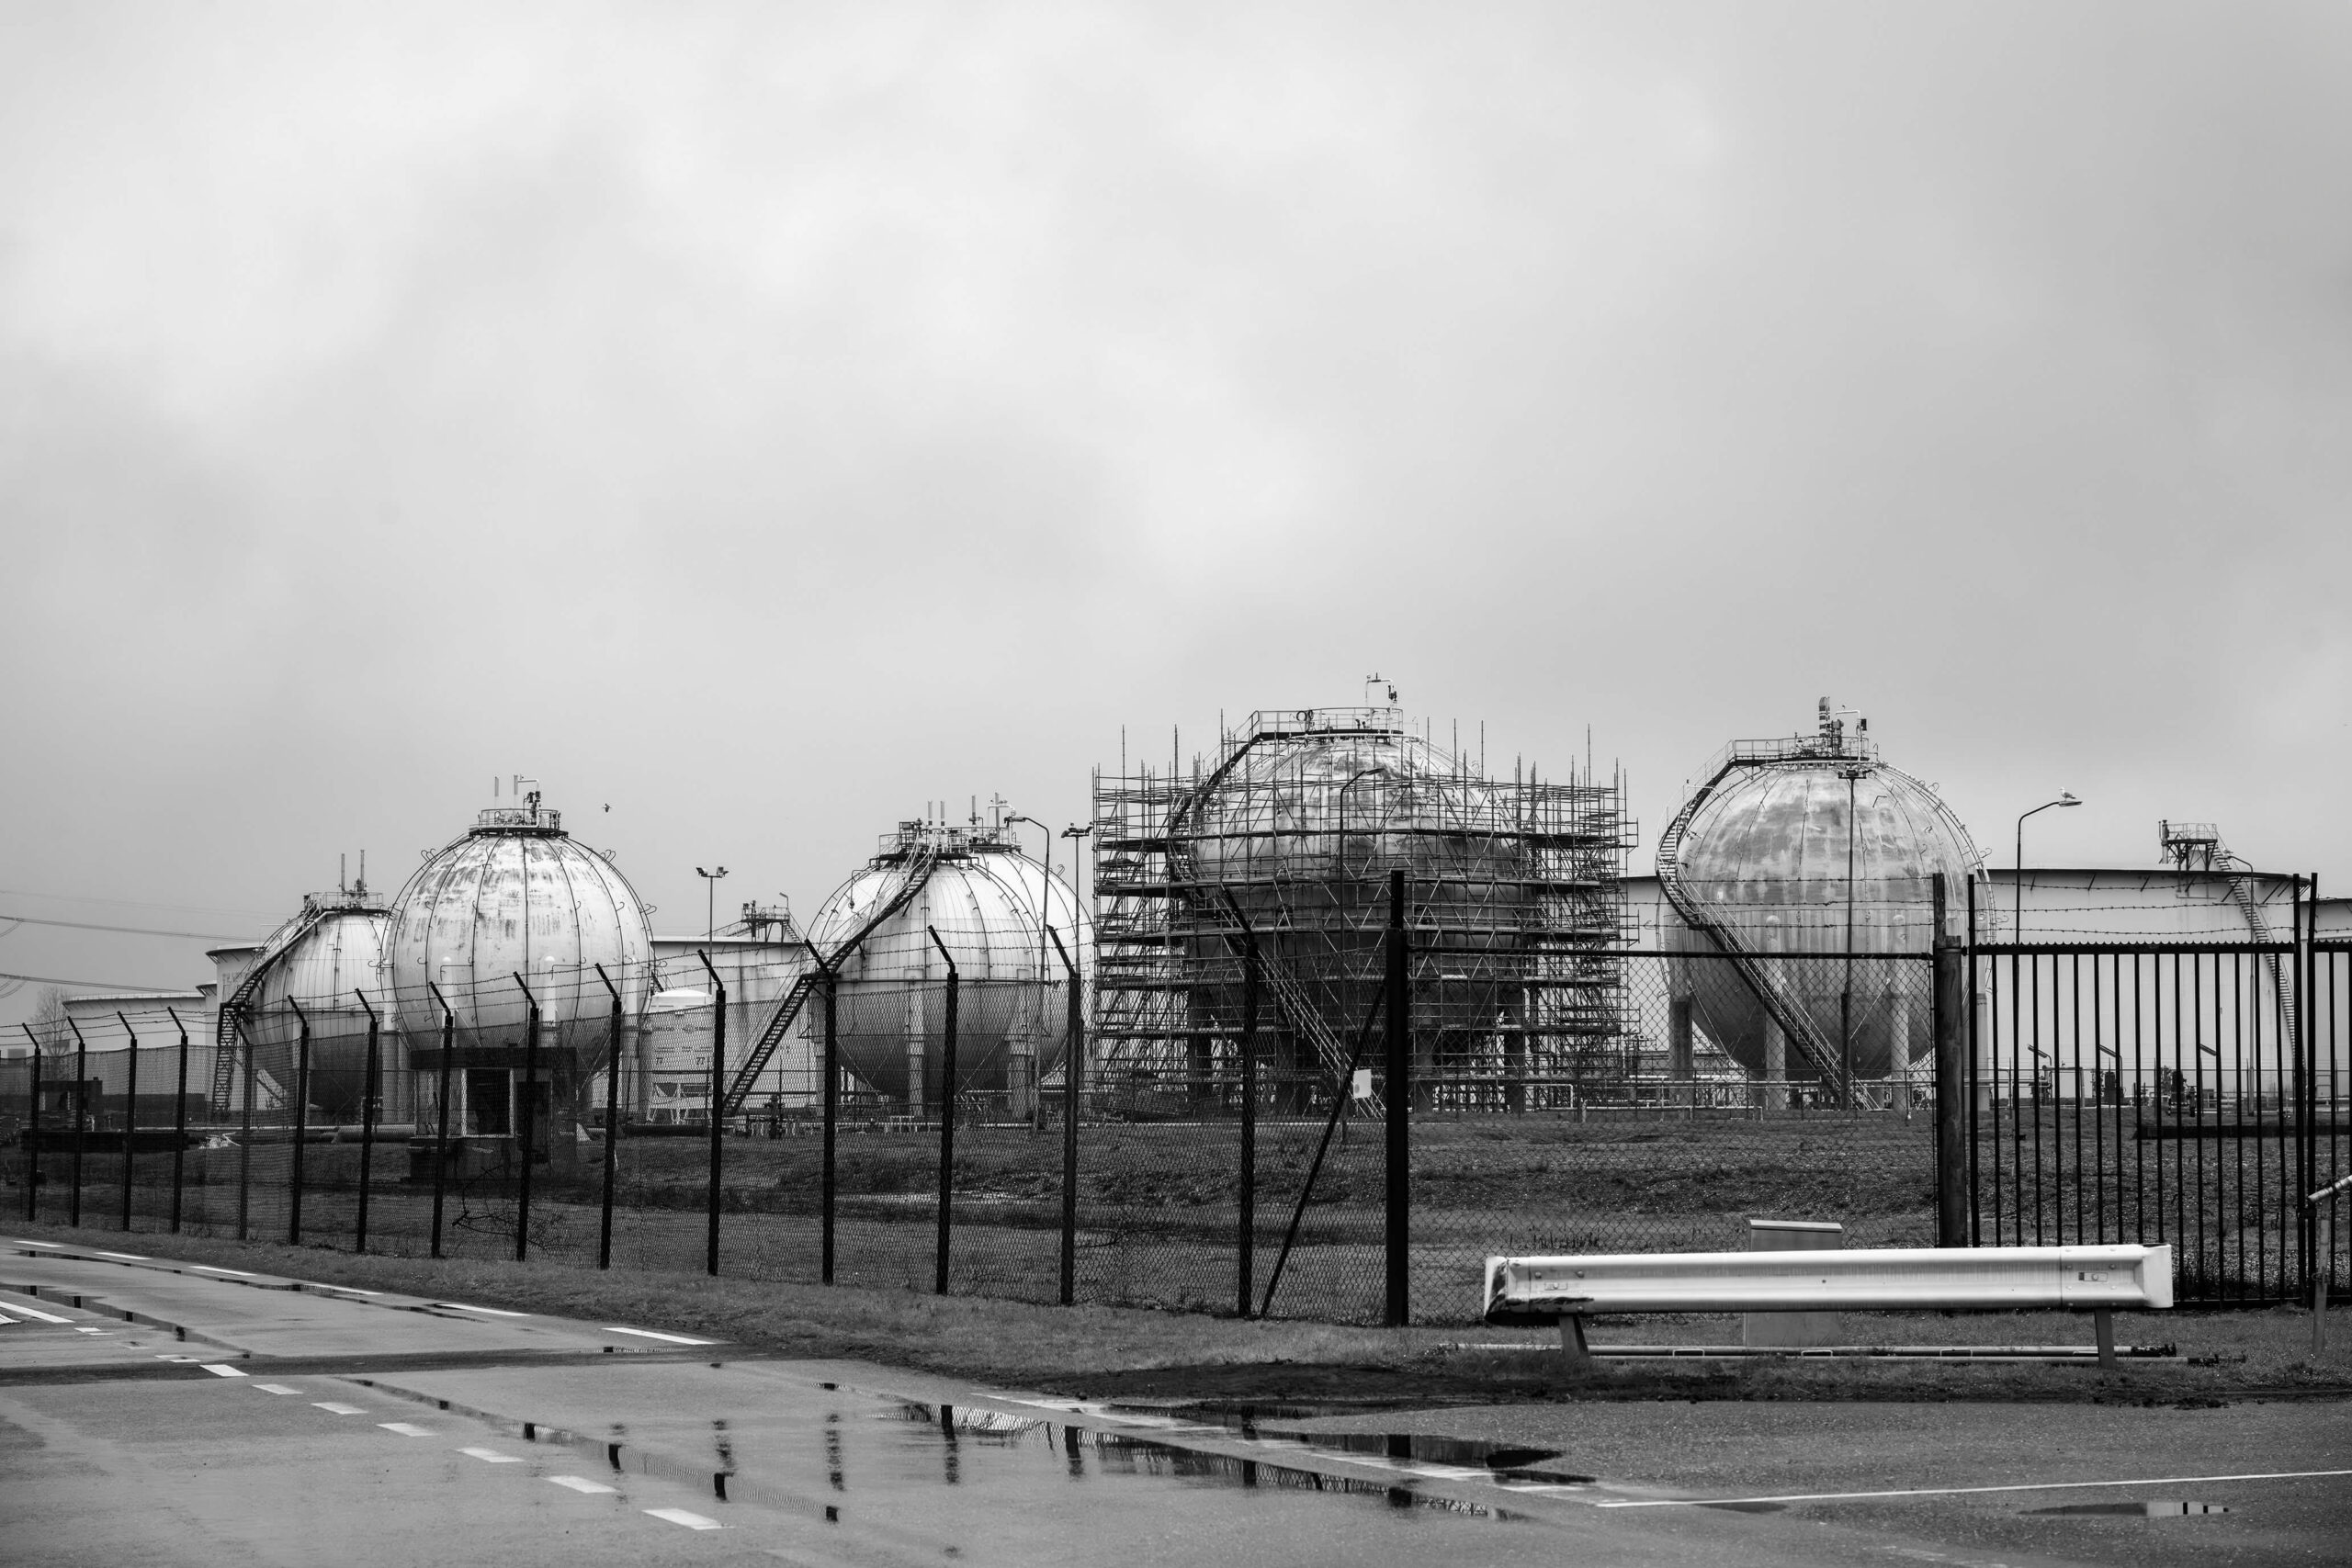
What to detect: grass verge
<box><xmin>12</xmin><ymin>1219</ymin><xmax>2348</xmax><ymax>1409</ymax></box>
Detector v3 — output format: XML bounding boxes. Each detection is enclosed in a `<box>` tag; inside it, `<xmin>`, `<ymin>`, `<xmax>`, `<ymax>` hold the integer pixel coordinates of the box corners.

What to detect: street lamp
<box><xmin>2013</xmin><ymin>794</ymin><xmax>2082</xmax><ymax>942</ymax></box>
<box><xmin>695</xmin><ymin>865</ymin><xmax>729</xmax><ymax>942</ymax></box>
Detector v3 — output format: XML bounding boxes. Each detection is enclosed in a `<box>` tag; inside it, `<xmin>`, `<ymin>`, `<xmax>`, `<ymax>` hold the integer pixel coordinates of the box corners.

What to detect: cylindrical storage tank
<box><xmin>387</xmin><ymin>802</ymin><xmax>653</xmax><ymax>1129</ymax></box>
<box><xmin>1664</xmin><ymin>713</ymin><xmax>1978</xmax><ymax>1082</ymax></box>
<box><xmin>808</xmin><ymin>821</ymin><xmax>1083</xmax><ymax>1113</ymax></box>
<box><xmin>642</xmin><ymin>987</ymin><xmax>712</xmax><ymax>1122</ymax></box>
<box><xmin>237</xmin><ymin>892</ymin><xmax>395</xmax><ymax>1122</ymax></box>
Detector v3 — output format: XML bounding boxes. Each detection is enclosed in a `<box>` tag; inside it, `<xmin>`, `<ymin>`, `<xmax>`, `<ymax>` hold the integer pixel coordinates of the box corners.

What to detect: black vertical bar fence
<box><xmin>697</xmin><ymin>953</ymin><xmax>725</xmax><ymax>1279</ymax></box>
<box><xmin>67</xmin><ymin>1016</ymin><xmax>87</xmax><ymax>1228</ymax></box>
<box><xmin>167</xmin><ymin>1007</ymin><xmax>188</xmax><ymax>1234</ymax></box>
<box><xmin>514</xmin><ymin>975</ymin><xmax>540</xmax><ymax>1265</ymax></box>
<box><xmin>1383</xmin><ymin>869</ymin><xmax>1409</xmax><ymax>1328</ymax></box>
<box><xmin>1046</xmin><ymin>926</ymin><xmax>1080</xmax><ymax>1306</ymax></box>
<box><xmin>595</xmin><ymin>964</ymin><xmax>623</xmax><ymax>1271</ymax></box>
<box><xmin>20</xmin><ymin>1024</ymin><xmax>40</xmax><ymax>1224</ymax></box>
<box><xmin>427</xmin><ymin>984</ymin><xmax>455</xmax><ymax>1260</ymax></box>
<box><xmin>235</xmin><ymin>1004</ymin><xmax>255</xmax><ymax>1242</ymax></box>
<box><xmin>928</xmin><ymin>929</ymin><xmax>959</xmax><ymax>1296</ymax></box>
<box><xmin>355</xmin><ymin>990</ymin><xmax>380</xmax><ymax>1256</ymax></box>
<box><xmin>116</xmin><ymin>1012</ymin><xmax>139</xmax><ymax>1232</ymax></box>
<box><xmin>286</xmin><ymin>997</ymin><xmax>311</xmax><ymax>1247</ymax></box>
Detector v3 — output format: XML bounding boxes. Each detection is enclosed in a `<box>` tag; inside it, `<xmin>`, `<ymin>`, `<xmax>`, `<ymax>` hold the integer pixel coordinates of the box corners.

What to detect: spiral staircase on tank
<box><xmin>718</xmin><ymin>838</ymin><xmax>943</xmax><ymax>1117</ymax></box>
<box><xmin>1654</xmin><ymin>749</ymin><xmax>1853</xmax><ymax>1103</ymax></box>
<box><xmin>2158</xmin><ymin>820</ymin><xmax>2298</xmax><ymax>1048</ymax></box>
<box><xmin>209</xmin><ymin>904</ymin><xmax>330</xmax><ymax>1113</ymax></box>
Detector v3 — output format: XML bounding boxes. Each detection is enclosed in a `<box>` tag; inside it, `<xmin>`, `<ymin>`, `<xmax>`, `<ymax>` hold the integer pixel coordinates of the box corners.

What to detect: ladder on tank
<box><xmin>718</xmin><ymin>840</ymin><xmax>943</xmax><ymax>1117</ymax></box>
<box><xmin>209</xmin><ymin>904</ymin><xmax>328</xmax><ymax>1113</ymax></box>
<box><xmin>1655</xmin><ymin>757</ymin><xmax>1852</xmax><ymax>1102</ymax></box>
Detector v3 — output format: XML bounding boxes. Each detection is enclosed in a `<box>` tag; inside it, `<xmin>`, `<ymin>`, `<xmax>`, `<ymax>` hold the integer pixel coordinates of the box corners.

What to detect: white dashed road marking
<box><xmin>645</xmin><ymin>1508</ymin><xmax>723</xmax><ymax>1530</ymax></box>
<box><xmin>459</xmin><ymin>1447</ymin><xmax>526</xmax><ymax>1464</ymax></box>
<box><xmin>4</xmin><ymin>1302</ymin><xmax>73</xmax><ymax>1324</ymax></box>
<box><xmin>201</xmin><ymin>1364</ymin><xmax>247</xmax><ymax>1377</ymax></box>
<box><xmin>93</xmin><ymin>1250</ymin><xmax>149</xmax><ymax>1261</ymax></box>
<box><xmin>379</xmin><ymin>1423</ymin><xmax>434</xmax><ymax>1438</ymax></box>
<box><xmin>5</xmin><ymin>1239</ymin><xmax>62</xmax><ymax>1248</ymax></box>
<box><xmin>434</xmin><ymin>1303</ymin><xmax>528</xmax><ymax>1317</ymax></box>
<box><xmin>193</xmin><ymin>1266</ymin><xmax>256</xmax><ymax>1277</ymax></box>
<box><xmin>601</xmin><ymin>1326</ymin><xmax>716</xmax><ymax>1345</ymax></box>
<box><xmin>548</xmin><ymin>1476</ymin><xmax>617</xmax><ymax>1495</ymax></box>
<box><xmin>313</xmin><ymin>1403</ymin><xmax>368</xmax><ymax>1416</ymax></box>
<box><xmin>252</xmin><ymin>1383</ymin><xmax>299</xmax><ymax>1395</ymax></box>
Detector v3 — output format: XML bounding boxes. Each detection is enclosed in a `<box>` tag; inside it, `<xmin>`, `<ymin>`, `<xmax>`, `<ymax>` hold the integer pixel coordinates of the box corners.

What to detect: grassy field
<box><xmin>10</xmin><ymin>1217</ymin><xmax>2348</xmax><ymax>1409</ymax></box>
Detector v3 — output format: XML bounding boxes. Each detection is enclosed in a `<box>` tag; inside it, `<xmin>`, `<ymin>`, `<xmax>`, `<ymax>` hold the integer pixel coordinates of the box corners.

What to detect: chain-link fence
<box><xmin>1</xmin><ymin>947</ymin><xmax>1949</xmax><ymax>1325</ymax></box>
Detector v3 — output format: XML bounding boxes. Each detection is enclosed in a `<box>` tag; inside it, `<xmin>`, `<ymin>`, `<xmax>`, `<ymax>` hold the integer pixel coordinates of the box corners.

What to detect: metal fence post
<box><xmin>1965</xmin><ymin>874</ymin><xmax>1982</xmax><ymax>1246</ymax></box>
<box><xmin>354</xmin><ymin>990</ymin><xmax>380</xmax><ymax>1255</ymax></box>
<box><xmin>1384</xmin><ymin>870</ymin><xmax>1410</xmax><ymax>1327</ymax></box>
<box><xmin>1931</xmin><ymin>874</ymin><xmax>1968</xmax><ymax>1246</ymax></box>
<box><xmin>595</xmin><ymin>964</ymin><xmax>623</xmax><ymax>1270</ymax></box>
<box><xmin>697</xmin><ymin>953</ymin><xmax>726</xmax><ymax>1278</ymax></box>
<box><xmin>116</xmin><ymin>1012</ymin><xmax>140</xmax><ymax>1232</ymax></box>
<box><xmin>427</xmin><ymin>983</ymin><xmax>456</xmax><ymax>1260</ymax></box>
<box><xmin>20</xmin><ymin>1024</ymin><xmax>40</xmax><ymax>1223</ymax></box>
<box><xmin>513</xmin><ymin>974</ymin><xmax>540</xmax><ymax>1265</ymax></box>
<box><xmin>1238</xmin><ymin>922</ymin><xmax>1260</xmax><ymax>1318</ymax></box>
<box><xmin>1046</xmin><ymin>926</ymin><xmax>1080</xmax><ymax>1306</ymax></box>
<box><xmin>166</xmin><ymin>1008</ymin><xmax>188</xmax><ymax>1233</ymax></box>
<box><xmin>67</xmin><ymin>1017</ymin><xmax>88</xmax><ymax>1229</ymax></box>
<box><xmin>821</xmin><ymin>964</ymin><xmax>837</xmax><ymax>1285</ymax></box>
<box><xmin>928</xmin><ymin>929</ymin><xmax>959</xmax><ymax>1296</ymax></box>
<box><xmin>286</xmin><ymin>997</ymin><xmax>311</xmax><ymax>1246</ymax></box>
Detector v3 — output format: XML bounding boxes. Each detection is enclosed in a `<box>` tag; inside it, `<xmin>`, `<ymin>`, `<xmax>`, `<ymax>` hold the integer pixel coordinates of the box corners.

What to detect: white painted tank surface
<box><xmin>386</xmin><ymin>800</ymin><xmax>653</xmax><ymax>1070</ymax></box>
<box><xmin>1665</xmin><ymin>707</ymin><xmax>1980</xmax><ymax>1081</ymax></box>
<box><xmin>807</xmin><ymin>819</ymin><xmax>1083</xmax><ymax>1111</ymax></box>
<box><xmin>237</xmin><ymin>888</ymin><xmax>395</xmax><ymax>1121</ymax></box>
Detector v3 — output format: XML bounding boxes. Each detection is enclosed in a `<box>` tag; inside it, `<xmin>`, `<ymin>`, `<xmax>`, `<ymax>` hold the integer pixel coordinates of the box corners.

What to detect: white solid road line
<box><xmin>1594</xmin><ymin>1467</ymin><xmax>2352</xmax><ymax>1509</ymax></box>
<box><xmin>252</xmin><ymin>1383</ymin><xmax>299</xmax><ymax>1395</ymax></box>
<box><xmin>435</xmin><ymin>1303</ymin><xmax>528</xmax><ymax>1317</ymax></box>
<box><xmin>0</xmin><ymin>1313</ymin><xmax>14</xmax><ymax>1324</ymax></box>
<box><xmin>459</xmin><ymin>1447</ymin><xmax>526</xmax><ymax>1464</ymax></box>
<box><xmin>548</xmin><ymin>1476</ymin><xmax>618</xmax><ymax>1495</ymax></box>
<box><xmin>379</xmin><ymin>1423</ymin><xmax>434</xmax><ymax>1437</ymax></box>
<box><xmin>645</xmin><ymin>1508</ymin><xmax>723</xmax><ymax>1530</ymax></box>
<box><xmin>201</xmin><ymin>1364</ymin><xmax>247</xmax><ymax>1377</ymax></box>
<box><xmin>601</xmin><ymin>1325</ymin><xmax>716</xmax><ymax>1345</ymax></box>
<box><xmin>4</xmin><ymin>1301</ymin><xmax>74</xmax><ymax>1325</ymax></box>
<box><xmin>313</xmin><ymin>1403</ymin><xmax>368</xmax><ymax>1415</ymax></box>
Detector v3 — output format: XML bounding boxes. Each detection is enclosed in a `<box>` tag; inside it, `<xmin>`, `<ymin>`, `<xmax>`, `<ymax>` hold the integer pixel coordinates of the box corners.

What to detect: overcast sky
<box><xmin>4</xmin><ymin>3</ymin><xmax>2348</xmax><ymax>1021</ymax></box>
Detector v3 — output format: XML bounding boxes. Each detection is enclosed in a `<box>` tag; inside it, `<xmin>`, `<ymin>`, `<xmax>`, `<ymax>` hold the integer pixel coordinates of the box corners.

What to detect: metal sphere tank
<box><xmin>238</xmin><ymin>887</ymin><xmax>395</xmax><ymax>1122</ymax></box>
<box><xmin>808</xmin><ymin>818</ymin><xmax>1082</xmax><ymax>1112</ymax></box>
<box><xmin>1662</xmin><ymin>705</ymin><xmax>1979</xmax><ymax>1083</ymax></box>
<box><xmin>386</xmin><ymin>798</ymin><xmax>652</xmax><ymax>1074</ymax></box>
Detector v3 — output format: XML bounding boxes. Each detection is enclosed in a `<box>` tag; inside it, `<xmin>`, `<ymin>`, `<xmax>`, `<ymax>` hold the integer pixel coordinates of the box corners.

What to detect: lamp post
<box><xmin>695</xmin><ymin>865</ymin><xmax>729</xmax><ymax>943</ymax></box>
<box><xmin>1006</xmin><ymin>814</ymin><xmax>1056</xmax><ymax>1121</ymax></box>
<box><xmin>2013</xmin><ymin>794</ymin><xmax>2082</xmax><ymax>942</ymax></box>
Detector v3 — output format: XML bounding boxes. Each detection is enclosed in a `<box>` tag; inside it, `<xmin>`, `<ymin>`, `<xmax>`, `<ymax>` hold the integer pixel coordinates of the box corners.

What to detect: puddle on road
<box><xmin>1099</xmin><ymin>1399</ymin><xmax>1595</xmax><ymax>1484</ymax></box>
<box><xmin>884</xmin><ymin>1401</ymin><xmax>1534</xmax><ymax>1517</ymax></box>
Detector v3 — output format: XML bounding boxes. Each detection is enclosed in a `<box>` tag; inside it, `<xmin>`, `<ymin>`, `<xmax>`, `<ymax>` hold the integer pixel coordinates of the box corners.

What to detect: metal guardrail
<box><xmin>1484</xmin><ymin>1243</ymin><xmax>2174</xmax><ymax>1322</ymax></box>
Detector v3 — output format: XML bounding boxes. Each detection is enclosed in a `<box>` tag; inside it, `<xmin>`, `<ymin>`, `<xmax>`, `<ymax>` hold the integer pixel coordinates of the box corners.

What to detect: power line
<box><xmin>0</xmin><ymin>968</ymin><xmax>204</xmax><ymax>994</ymax></box>
<box><xmin>0</xmin><ymin>912</ymin><xmax>259</xmax><ymax>942</ymax></box>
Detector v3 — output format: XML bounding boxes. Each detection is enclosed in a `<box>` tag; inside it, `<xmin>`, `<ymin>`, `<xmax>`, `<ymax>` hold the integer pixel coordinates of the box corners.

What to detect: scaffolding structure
<box><xmin>1091</xmin><ymin>705</ymin><xmax>1634</xmax><ymax>1113</ymax></box>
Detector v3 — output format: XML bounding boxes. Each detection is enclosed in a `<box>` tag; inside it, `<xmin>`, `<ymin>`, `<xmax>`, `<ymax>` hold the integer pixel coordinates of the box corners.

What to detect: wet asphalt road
<box><xmin>2</xmin><ymin>1237</ymin><xmax>2346</xmax><ymax>1566</ymax></box>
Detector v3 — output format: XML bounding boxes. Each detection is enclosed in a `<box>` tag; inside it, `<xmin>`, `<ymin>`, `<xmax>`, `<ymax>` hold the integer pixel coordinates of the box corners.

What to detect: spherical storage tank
<box><xmin>386</xmin><ymin>799</ymin><xmax>652</xmax><ymax>1080</ymax></box>
<box><xmin>236</xmin><ymin>886</ymin><xmax>395</xmax><ymax>1122</ymax></box>
<box><xmin>808</xmin><ymin>818</ymin><xmax>1083</xmax><ymax>1112</ymax></box>
<box><xmin>1663</xmin><ymin>703</ymin><xmax>1980</xmax><ymax>1082</ymax></box>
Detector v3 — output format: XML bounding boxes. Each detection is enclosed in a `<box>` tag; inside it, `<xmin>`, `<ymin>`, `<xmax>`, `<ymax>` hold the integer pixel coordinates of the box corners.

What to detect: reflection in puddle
<box><xmin>886</xmin><ymin>1402</ymin><xmax>1514</xmax><ymax>1517</ymax></box>
<box><xmin>2028</xmin><ymin>1499</ymin><xmax>2231</xmax><ymax>1517</ymax></box>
